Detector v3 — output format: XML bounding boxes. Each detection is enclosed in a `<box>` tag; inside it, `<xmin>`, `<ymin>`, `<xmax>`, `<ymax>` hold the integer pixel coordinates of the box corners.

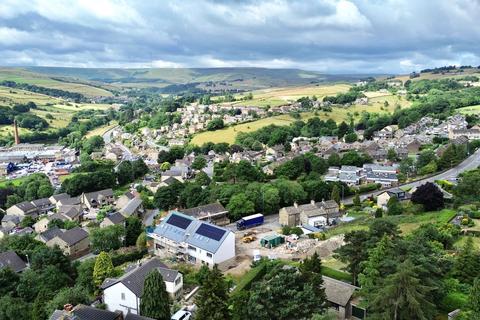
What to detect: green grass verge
<box><xmin>321</xmin><ymin>266</ymin><xmax>352</xmax><ymax>283</ymax></box>
<box><xmin>231</xmin><ymin>262</ymin><xmax>267</xmax><ymax>295</ymax></box>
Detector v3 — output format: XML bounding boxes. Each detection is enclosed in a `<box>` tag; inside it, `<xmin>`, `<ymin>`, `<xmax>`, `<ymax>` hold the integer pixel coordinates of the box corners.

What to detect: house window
<box><xmin>121</xmin><ymin>292</ymin><xmax>125</xmax><ymax>300</ymax></box>
<box><xmin>188</xmin><ymin>245</ymin><xmax>196</xmax><ymax>251</ymax></box>
<box><xmin>206</xmin><ymin>252</ymin><xmax>212</xmax><ymax>258</ymax></box>
<box><xmin>175</xmin><ymin>277</ymin><xmax>181</xmax><ymax>286</ymax></box>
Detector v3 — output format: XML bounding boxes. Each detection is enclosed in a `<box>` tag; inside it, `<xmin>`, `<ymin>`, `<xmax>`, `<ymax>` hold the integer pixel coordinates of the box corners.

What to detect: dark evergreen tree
<box><xmin>140</xmin><ymin>270</ymin><xmax>171</xmax><ymax>320</ymax></box>
<box><xmin>195</xmin><ymin>265</ymin><xmax>230</xmax><ymax>320</ymax></box>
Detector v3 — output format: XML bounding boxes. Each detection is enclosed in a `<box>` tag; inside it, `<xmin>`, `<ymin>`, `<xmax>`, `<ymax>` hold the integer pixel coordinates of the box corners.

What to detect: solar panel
<box><xmin>196</xmin><ymin>223</ymin><xmax>226</xmax><ymax>241</ymax></box>
<box><xmin>166</xmin><ymin>214</ymin><xmax>192</xmax><ymax>229</ymax></box>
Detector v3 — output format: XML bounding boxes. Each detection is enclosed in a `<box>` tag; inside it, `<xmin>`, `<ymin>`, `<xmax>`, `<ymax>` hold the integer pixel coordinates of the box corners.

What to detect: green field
<box><xmin>324</xmin><ymin>209</ymin><xmax>456</xmax><ymax>239</ymax></box>
<box><xmin>220</xmin><ymin>83</ymin><xmax>351</xmax><ymax>108</ymax></box>
<box><xmin>457</xmin><ymin>105</ymin><xmax>480</xmax><ymax>115</ymax></box>
<box><xmin>0</xmin><ymin>82</ymin><xmax>114</xmax><ymax>139</ymax></box>
<box><xmin>0</xmin><ymin>175</ymin><xmax>30</xmax><ymax>188</ymax></box>
<box><xmin>0</xmin><ymin>68</ymin><xmax>113</xmax><ymax>97</ymax></box>
<box><xmin>191</xmin><ymin>91</ymin><xmax>411</xmax><ymax>145</ymax></box>
<box><xmin>85</xmin><ymin>121</ymin><xmax>118</xmax><ymax>138</ymax></box>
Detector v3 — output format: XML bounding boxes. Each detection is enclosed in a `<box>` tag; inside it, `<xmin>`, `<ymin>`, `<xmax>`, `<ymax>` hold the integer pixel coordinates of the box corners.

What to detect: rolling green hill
<box><xmin>22</xmin><ymin>67</ymin><xmax>369</xmax><ymax>90</ymax></box>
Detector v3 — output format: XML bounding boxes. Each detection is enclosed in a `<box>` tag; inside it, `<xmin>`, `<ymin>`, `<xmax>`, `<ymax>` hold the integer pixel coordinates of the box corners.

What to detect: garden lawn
<box><xmin>0</xmin><ymin>175</ymin><xmax>30</xmax><ymax>188</ymax></box>
<box><xmin>324</xmin><ymin>209</ymin><xmax>457</xmax><ymax>239</ymax></box>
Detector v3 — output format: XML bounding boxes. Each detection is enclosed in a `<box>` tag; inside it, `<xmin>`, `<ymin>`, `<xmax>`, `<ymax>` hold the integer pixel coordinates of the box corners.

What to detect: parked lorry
<box><xmin>236</xmin><ymin>213</ymin><xmax>264</xmax><ymax>230</ymax></box>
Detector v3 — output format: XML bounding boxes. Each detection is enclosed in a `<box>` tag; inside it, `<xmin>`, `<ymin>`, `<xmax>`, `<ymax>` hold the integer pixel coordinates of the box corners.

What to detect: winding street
<box><xmin>343</xmin><ymin>147</ymin><xmax>480</xmax><ymax>204</ymax></box>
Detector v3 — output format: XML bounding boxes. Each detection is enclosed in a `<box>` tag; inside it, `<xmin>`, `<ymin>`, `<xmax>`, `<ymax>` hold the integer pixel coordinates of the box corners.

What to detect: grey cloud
<box><xmin>0</xmin><ymin>0</ymin><xmax>479</xmax><ymax>73</ymax></box>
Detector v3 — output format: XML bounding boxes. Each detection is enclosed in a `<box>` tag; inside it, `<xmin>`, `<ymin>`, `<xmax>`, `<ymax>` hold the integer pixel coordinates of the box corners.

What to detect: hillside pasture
<box><xmin>0</xmin><ymin>86</ymin><xmax>60</xmax><ymax>106</ymax></box>
<box><xmin>224</xmin><ymin>84</ymin><xmax>351</xmax><ymax>108</ymax></box>
<box><xmin>192</xmin><ymin>92</ymin><xmax>410</xmax><ymax>145</ymax></box>
<box><xmin>0</xmin><ymin>68</ymin><xmax>113</xmax><ymax>97</ymax></box>
<box><xmin>457</xmin><ymin>105</ymin><xmax>480</xmax><ymax>115</ymax></box>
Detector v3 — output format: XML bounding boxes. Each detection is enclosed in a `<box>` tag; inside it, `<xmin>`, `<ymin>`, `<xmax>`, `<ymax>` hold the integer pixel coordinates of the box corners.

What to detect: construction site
<box><xmin>226</xmin><ymin>222</ymin><xmax>345</xmax><ymax>276</ymax></box>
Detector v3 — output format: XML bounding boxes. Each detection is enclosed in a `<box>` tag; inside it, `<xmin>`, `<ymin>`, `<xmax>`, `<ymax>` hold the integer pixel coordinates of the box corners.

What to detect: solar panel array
<box><xmin>196</xmin><ymin>223</ymin><xmax>226</xmax><ymax>241</ymax></box>
<box><xmin>166</xmin><ymin>214</ymin><xmax>192</xmax><ymax>230</ymax></box>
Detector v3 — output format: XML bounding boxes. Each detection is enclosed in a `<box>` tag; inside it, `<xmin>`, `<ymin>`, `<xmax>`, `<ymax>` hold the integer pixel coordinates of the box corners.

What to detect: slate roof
<box><xmin>385</xmin><ymin>188</ymin><xmax>411</xmax><ymax>199</ymax></box>
<box><xmin>57</xmin><ymin>227</ymin><xmax>89</xmax><ymax>246</ymax></box>
<box><xmin>101</xmin><ymin>258</ymin><xmax>178</xmax><ymax>297</ymax></box>
<box><xmin>2</xmin><ymin>215</ymin><xmax>20</xmax><ymax>224</ymax></box>
<box><xmin>31</xmin><ymin>198</ymin><xmax>52</xmax><ymax>207</ymax></box>
<box><xmin>0</xmin><ymin>250</ymin><xmax>27</xmax><ymax>272</ymax></box>
<box><xmin>59</xmin><ymin>205</ymin><xmax>82</xmax><ymax>220</ymax></box>
<box><xmin>120</xmin><ymin>198</ymin><xmax>143</xmax><ymax>216</ymax></box>
<box><xmin>162</xmin><ymin>176</ymin><xmax>181</xmax><ymax>186</ymax></box>
<box><xmin>38</xmin><ymin>226</ymin><xmax>64</xmax><ymax>242</ymax></box>
<box><xmin>57</xmin><ymin>197</ymin><xmax>81</xmax><ymax>206</ymax></box>
<box><xmin>323</xmin><ymin>276</ymin><xmax>358</xmax><ymax>307</ymax></box>
<box><xmin>50</xmin><ymin>193</ymin><xmax>70</xmax><ymax>202</ymax></box>
<box><xmin>13</xmin><ymin>201</ymin><xmax>36</xmax><ymax>212</ymax></box>
<box><xmin>83</xmin><ymin>189</ymin><xmax>114</xmax><ymax>203</ymax></box>
<box><xmin>123</xmin><ymin>191</ymin><xmax>136</xmax><ymax>200</ymax></box>
<box><xmin>366</xmin><ymin>171</ymin><xmax>398</xmax><ymax>181</ymax></box>
<box><xmin>50</xmin><ymin>305</ymin><xmax>122</xmax><ymax>320</ymax></box>
<box><xmin>124</xmin><ymin>313</ymin><xmax>156</xmax><ymax>320</ymax></box>
<box><xmin>282</xmin><ymin>201</ymin><xmax>339</xmax><ymax>216</ymax></box>
<box><xmin>152</xmin><ymin>211</ymin><xmax>232</xmax><ymax>254</ymax></box>
<box><xmin>182</xmin><ymin>203</ymin><xmax>228</xmax><ymax>219</ymax></box>
<box><xmin>105</xmin><ymin>212</ymin><xmax>125</xmax><ymax>225</ymax></box>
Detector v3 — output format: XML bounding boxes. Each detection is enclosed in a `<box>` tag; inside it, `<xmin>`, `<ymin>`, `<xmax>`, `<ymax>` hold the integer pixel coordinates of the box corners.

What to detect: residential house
<box><xmin>1</xmin><ymin>215</ymin><xmax>20</xmax><ymax>229</ymax></box>
<box><xmin>323</xmin><ymin>276</ymin><xmax>363</xmax><ymax>320</ymax></box>
<box><xmin>161</xmin><ymin>169</ymin><xmax>185</xmax><ymax>183</ymax></box>
<box><xmin>116</xmin><ymin>191</ymin><xmax>136</xmax><ymax>209</ymax></box>
<box><xmin>0</xmin><ymin>226</ymin><xmax>13</xmax><ymax>239</ymax></box>
<box><xmin>0</xmin><ymin>250</ymin><xmax>27</xmax><ymax>273</ymax></box>
<box><xmin>81</xmin><ymin>189</ymin><xmax>115</xmax><ymax>210</ymax></box>
<box><xmin>101</xmin><ymin>212</ymin><xmax>126</xmax><ymax>228</ymax></box>
<box><xmin>377</xmin><ymin>188</ymin><xmax>411</xmax><ymax>209</ymax></box>
<box><xmin>449</xmin><ymin>128</ymin><xmax>480</xmax><ymax>140</ymax></box>
<box><xmin>374</xmin><ymin>125</ymin><xmax>398</xmax><ymax>140</ymax></box>
<box><xmin>158</xmin><ymin>176</ymin><xmax>182</xmax><ymax>188</ymax></box>
<box><xmin>363</xmin><ymin>164</ymin><xmax>399</xmax><ymax>187</ymax></box>
<box><xmin>49</xmin><ymin>193</ymin><xmax>70</xmax><ymax>205</ymax></box>
<box><xmin>406</xmin><ymin>139</ymin><xmax>422</xmax><ymax>154</ymax></box>
<box><xmin>182</xmin><ymin>203</ymin><xmax>230</xmax><ymax>226</ymax></box>
<box><xmin>102</xmin><ymin>258</ymin><xmax>183</xmax><ymax>315</ymax></box>
<box><xmin>395</xmin><ymin>147</ymin><xmax>409</xmax><ymax>159</ymax></box>
<box><xmin>35</xmin><ymin>226</ymin><xmax>64</xmax><ymax>244</ymax></box>
<box><xmin>105</xmin><ymin>147</ymin><xmax>124</xmax><ymax>161</ymax></box>
<box><xmin>30</xmin><ymin>198</ymin><xmax>55</xmax><ymax>215</ymax></box>
<box><xmin>279</xmin><ymin>200</ymin><xmax>340</xmax><ymax>227</ymax></box>
<box><xmin>119</xmin><ymin>197</ymin><xmax>144</xmax><ymax>218</ymax></box>
<box><xmin>325</xmin><ymin>166</ymin><xmax>363</xmax><ymax>186</ymax></box>
<box><xmin>58</xmin><ymin>205</ymin><xmax>83</xmax><ymax>222</ymax></box>
<box><xmin>56</xmin><ymin>196</ymin><xmax>81</xmax><ymax>209</ymax></box>
<box><xmin>46</xmin><ymin>227</ymin><xmax>90</xmax><ymax>257</ymax></box>
<box><xmin>49</xmin><ymin>304</ymin><xmax>123</xmax><ymax>320</ymax></box>
<box><xmin>149</xmin><ymin>211</ymin><xmax>236</xmax><ymax>269</ymax></box>
<box><xmin>6</xmin><ymin>201</ymin><xmax>40</xmax><ymax>219</ymax></box>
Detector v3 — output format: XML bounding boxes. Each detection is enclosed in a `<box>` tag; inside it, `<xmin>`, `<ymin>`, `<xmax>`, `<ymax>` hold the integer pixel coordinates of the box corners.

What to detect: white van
<box><xmin>171</xmin><ymin>310</ymin><xmax>192</xmax><ymax>320</ymax></box>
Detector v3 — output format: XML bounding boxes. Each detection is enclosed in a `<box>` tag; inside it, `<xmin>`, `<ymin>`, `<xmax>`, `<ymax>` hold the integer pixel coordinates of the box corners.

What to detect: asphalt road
<box><xmin>344</xmin><ymin>147</ymin><xmax>480</xmax><ymax>204</ymax></box>
<box><xmin>102</xmin><ymin>125</ymin><xmax>118</xmax><ymax>144</ymax></box>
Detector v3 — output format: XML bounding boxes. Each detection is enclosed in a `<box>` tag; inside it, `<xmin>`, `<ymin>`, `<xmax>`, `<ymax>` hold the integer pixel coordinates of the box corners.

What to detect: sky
<box><xmin>0</xmin><ymin>0</ymin><xmax>479</xmax><ymax>74</ymax></box>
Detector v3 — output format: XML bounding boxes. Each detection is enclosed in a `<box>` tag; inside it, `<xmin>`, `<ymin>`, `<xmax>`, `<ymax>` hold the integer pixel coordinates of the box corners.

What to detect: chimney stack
<box><xmin>13</xmin><ymin>119</ymin><xmax>20</xmax><ymax>145</ymax></box>
<box><xmin>63</xmin><ymin>304</ymin><xmax>73</xmax><ymax>312</ymax></box>
<box><xmin>293</xmin><ymin>202</ymin><xmax>298</xmax><ymax>208</ymax></box>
